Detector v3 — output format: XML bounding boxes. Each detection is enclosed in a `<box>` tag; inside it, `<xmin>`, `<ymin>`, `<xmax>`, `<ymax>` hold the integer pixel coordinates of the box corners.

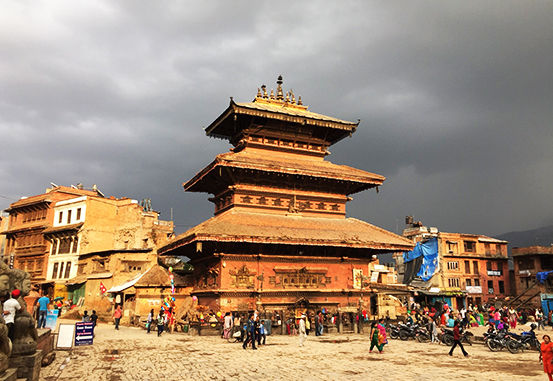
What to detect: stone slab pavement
<box><xmin>39</xmin><ymin>320</ymin><xmax>550</xmax><ymax>381</ymax></box>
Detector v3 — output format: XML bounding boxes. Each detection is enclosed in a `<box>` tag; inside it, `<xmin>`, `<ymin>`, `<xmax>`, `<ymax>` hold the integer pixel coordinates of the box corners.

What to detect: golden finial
<box><xmin>261</xmin><ymin>84</ymin><xmax>268</xmax><ymax>98</ymax></box>
<box><xmin>257</xmin><ymin>87</ymin><xmax>262</xmax><ymax>98</ymax></box>
<box><xmin>290</xmin><ymin>89</ymin><xmax>295</xmax><ymax>104</ymax></box>
<box><xmin>270</xmin><ymin>89</ymin><xmax>275</xmax><ymax>100</ymax></box>
<box><xmin>298</xmin><ymin>96</ymin><xmax>302</xmax><ymax>105</ymax></box>
<box><xmin>285</xmin><ymin>92</ymin><xmax>290</xmax><ymax>102</ymax></box>
<box><xmin>276</xmin><ymin>75</ymin><xmax>284</xmax><ymax>101</ymax></box>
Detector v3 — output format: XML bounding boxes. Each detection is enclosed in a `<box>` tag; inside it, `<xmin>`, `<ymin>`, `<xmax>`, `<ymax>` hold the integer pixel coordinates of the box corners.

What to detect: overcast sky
<box><xmin>1</xmin><ymin>1</ymin><xmax>552</xmax><ymax>239</ymax></box>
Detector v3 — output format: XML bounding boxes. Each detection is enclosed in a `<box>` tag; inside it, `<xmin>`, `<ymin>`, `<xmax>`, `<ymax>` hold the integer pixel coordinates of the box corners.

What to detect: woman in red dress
<box><xmin>540</xmin><ymin>335</ymin><xmax>553</xmax><ymax>381</ymax></box>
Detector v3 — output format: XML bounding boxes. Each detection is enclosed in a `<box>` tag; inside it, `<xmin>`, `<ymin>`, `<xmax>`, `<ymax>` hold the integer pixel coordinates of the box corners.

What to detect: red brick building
<box><xmin>396</xmin><ymin>223</ymin><xmax>510</xmax><ymax>309</ymax></box>
<box><xmin>512</xmin><ymin>246</ymin><xmax>553</xmax><ymax>308</ymax></box>
<box><xmin>160</xmin><ymin>77</ymin><xmax>413</xmax><ymax>320</ymax></box>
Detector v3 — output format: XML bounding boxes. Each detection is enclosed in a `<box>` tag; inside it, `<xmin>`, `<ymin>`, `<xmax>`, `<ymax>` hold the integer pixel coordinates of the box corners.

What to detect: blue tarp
<box><xmin>537</xmin><ymin>271</ymin><xmax>553</xmax><ymax>284</ymax></box>
<box><xmin>403</xmin><ymin>237</ymin><xmax>439</xmax><ymax>282</ymax></box>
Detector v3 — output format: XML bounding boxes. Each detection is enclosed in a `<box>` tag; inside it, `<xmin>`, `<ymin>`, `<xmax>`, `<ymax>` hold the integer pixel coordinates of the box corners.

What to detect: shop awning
<box><xmin>107</xmin><ymin>272</ymin><xmax>146</xmax><ymax>293</ymax></box>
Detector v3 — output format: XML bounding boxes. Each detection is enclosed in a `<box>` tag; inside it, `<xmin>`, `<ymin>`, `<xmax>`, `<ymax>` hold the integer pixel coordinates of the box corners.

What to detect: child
<box><xmin>258</xmin><ymin>320</ymin><xmax>267</xmax><ymax>345</ymax></box>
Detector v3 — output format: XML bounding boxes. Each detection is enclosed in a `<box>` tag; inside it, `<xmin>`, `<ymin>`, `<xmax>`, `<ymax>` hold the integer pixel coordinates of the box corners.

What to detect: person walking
<box><xmin>537</xmin><ymin>308</ymin><xmax>545</xmax><ymax>331</ymax></box>
<box><xmin>369</xmin><ymin>322</ymin><xmax>383</xmax><ymax>353</ymax></box>
<box><xmin>448</xmin><ymin>320</ymin><xmax>469</xmax><ymax>357</ymax></box>
<box><xmin>223</xmin><ymin>312</ymin><xmax>233</xmax><ymax>339</ymax></box>
<box><xmin>540</xmin><ymin>334</ymin><xmax>553</xmax><ymax>381</ymax></box>
<box><xmin>258</xmin><ymin>319</ymin><xmax>267</xmax><ymax>346</ymax></box>
<box><xmin>317</xmin><ymin>311</ymin><xmax>324</xmax><ymax>336</ymax></box>
<box><xmin>299</xmin><ymin>314</ymin><xmax>307</xmax><ymax>347</ymax></box>
<box><xmin>146</xmin><ymin>309</ymin><xmax>154</xmax><ymax>334</ymax></box>
<box><xmin>4</xmin><ymin>290</ymin><xmax>23</xmax><ymax>340</ymax></box>
<box><xmin>113</xmin><ymin>305</ymin><xmax>122</xmax><ymax>330</ymax></box>
<box><xmin>157</xmin><ymin>310</ymin><xmax>165</xmax><ymax>337</ymax></box>
<box><xmin>242</xmin><ymin>315</ymin><xmax>257</xmax><ymax>350</ymax></box>
<box><xmin>36</xmin><ymin>294</ymin><xmax>50</xmax><ymax>329</ymax></box>
<box><xmin>90</xmin><ymin>310</ymin><xmax>98</xmax><ymax>328</ymax></box>
<box><xmin>430</xmin><ymin>317</ymin><xmax>439</xmax><ymax>344</ymax></box>
<box><xmin>82</xmin><ymin>310</ymin><xmax>90</xmax><ymax>322</ymax></box>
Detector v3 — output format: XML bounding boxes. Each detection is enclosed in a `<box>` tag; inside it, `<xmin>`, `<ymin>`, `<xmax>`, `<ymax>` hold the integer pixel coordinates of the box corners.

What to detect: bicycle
<box><xmin>226</xmin><ymin>326</ymin><xmax>242</xmax><ymax>343</ymax></box>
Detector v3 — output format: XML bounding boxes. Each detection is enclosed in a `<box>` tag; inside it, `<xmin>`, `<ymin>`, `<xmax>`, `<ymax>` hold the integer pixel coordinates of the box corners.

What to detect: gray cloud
<box><xmin>1</xmin><ymin>1</ymin><xmax>552</xmax><ymax>240</ymax></box>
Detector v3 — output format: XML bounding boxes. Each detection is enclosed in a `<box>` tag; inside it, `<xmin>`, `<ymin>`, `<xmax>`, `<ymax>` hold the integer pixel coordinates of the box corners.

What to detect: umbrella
<box><xmin>53</xmin><ymin>296</ymin><xmax>64</xmax><ymax>301</ymax></box>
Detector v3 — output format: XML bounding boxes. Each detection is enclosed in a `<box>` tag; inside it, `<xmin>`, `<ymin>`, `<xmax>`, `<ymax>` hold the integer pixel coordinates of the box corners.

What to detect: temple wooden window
<box><xmin>59</xmin><ymin>262</ymin><xmax>65</xmax><ymax>279</ymax></box>
<box><xmin>76</xmin><ymin>208</ymin><xmax>82</xmax><ymax>220</ymax></box>
<box><xmin>59</xmin><ymin>238</ymin><xmax>71</xmax><ymax>254</ymax></box>
<box><xmin>64</xmin><ymin>262</ymin><xmax>71</xmax><ymax>278</ymax></box>
<box><xmin>72</xmin><ymin>237</ymin><xmax>79</xmax><ymax>253</ymax></box>
<box><xmin>273</xmin><ymin>198</ymin><xmax>282</xmax><ymax>206</ymax></box>
<box><xmin>241</xmin><ymin>195</ymin><xmax>252</xmax><ymax>204</ymax></box>
<box><xmin>67</xmin><ymin>210</ymin><xmax>72</xmax><ymax>224</ymax></box>
<box><xmin>52</xmin><ymin>262</ymin><xmax>59</xmax><ymax>279</ymax></box>
<box><xmin>325</xmin><ymin>276</ymin><xmax>332</xmax><ymax>283</ymax></box>
<box><xmin>58</xmin><ymin>212</ymin><xmax>63</xmax><ymax>224</ymax></box>
<box><xmin>330</xmin><ymin>204</ymin><xmax>339</xmax><ymax>211</ymax></box>
<box><xmin>266</xmin><ymin>138</ymin><xmax>277</xmax><ymax>145</ymax></box>
<box><xmin>464</xmin><ymin>241</ymin><xmax>476</xmax><ymax>253</ymax></box>
<box><xmin>496</xmin><ymin>244</ymin><xmax>502</xmax><ymax>255</ymax></box>
<box><xmin>317</xmin><ymin>202</ymin><xmax>325</xmax><ymax>210</ymax></box>
<box><xmin>258</xmin><ymin>197</ymin><xmax>267</xmax><ymax>205</ymax></box>
<box><xmin>268</xmin><ymin>276</ymin><xmax>276</xmax><ymax>284</ymax></box>
<box><xmin>51</xmin><ymin>240</ymin><xmax>58</xmax><ymax>255</ymax></box>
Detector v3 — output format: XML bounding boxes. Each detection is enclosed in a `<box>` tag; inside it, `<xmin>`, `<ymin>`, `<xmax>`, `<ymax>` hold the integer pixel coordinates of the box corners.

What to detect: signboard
<box><xmin>487</xmin><ymin>270</ymin><xmax>502</xmax><ymax>276</ymax></box>
<box><xmin>466</xmin><ymin>286</ymin><xmax>482</xmax><ymax>294</ymax></box>
<box><xmin>370</xmin><ymin>271</ymin><xmax>379</xmax><ymax>283</ymax></box>
<box><xmin>56</xmin><ymin>324</ymin><xmax>76</xmax><ymax>349</ymax></box>
<box><xmin>74</xmin><ymin>322</ymin><xmax>94</xmax><ymax>346</ymax></box>
<box><xmin>44</xmin><ymin>310</ymin><xmax>58</xmax><ymax>330</ymax></box>
<box><xmin>353</xmin><ymin>269</ymin><xmax>363</xmax><ymax>289</ymax></box>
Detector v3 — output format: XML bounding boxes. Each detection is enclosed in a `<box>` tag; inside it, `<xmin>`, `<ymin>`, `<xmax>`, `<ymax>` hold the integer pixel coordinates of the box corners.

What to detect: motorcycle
<box><xmin>440</xmin><ymin>327</ymin><xmax>473</xmax><ymax>346</ymax></box>
<box><xmin>507</xmin><ymin>324</ymin><xmax>540</xmax><ymax>354</ymax></box>
<box><xmin>484</xmin><ymin>329</ymin><xmax>510</xmax><ymax>352</ymax></box>
<box><xmin>399</xmin><ymin>323</ymin><xmax>430</xmax><ymax>342</ymax></box>
<box><xmin>387</xmin><ymin>323</ymin><xmax>401</xmax><ymax>340</ymax></box>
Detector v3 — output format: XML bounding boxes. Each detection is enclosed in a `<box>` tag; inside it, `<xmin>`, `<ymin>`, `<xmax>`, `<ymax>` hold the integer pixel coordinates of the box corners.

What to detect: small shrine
<box><xmin>160</xmin><ymin>76</ymin><xmax>413</xmax><ymax>322</ymax></box>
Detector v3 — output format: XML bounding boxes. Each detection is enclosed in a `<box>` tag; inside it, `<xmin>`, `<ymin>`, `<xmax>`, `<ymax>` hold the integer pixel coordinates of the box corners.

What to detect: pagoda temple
<box><xmin>159</xmin><ymin>76</ymin><xmax>413</xmax><ymax>320</ymax></box>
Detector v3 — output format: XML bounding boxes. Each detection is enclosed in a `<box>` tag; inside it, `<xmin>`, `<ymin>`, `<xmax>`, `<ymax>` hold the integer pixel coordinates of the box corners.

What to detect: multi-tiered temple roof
<box><xmin>160</xmin><ymin>76</ymin><xmax>413</xmax><ymax>259</ymax></box>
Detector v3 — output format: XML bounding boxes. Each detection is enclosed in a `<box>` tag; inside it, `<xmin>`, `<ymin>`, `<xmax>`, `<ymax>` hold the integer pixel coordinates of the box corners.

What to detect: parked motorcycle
<box><xmin>387</xmin><ymin>323</ymin><xmax>401</xmax><ymax>340</ymax></box>
<box><xmin>484</xmin><ymin>329</ymin><xmax>510</xmax><ymax>352</ymax></box>
<box><xmin>440</xmin><ymin>327</ymin><xmax>473</xmax><ymax>346</ymax></box>
<box><xmin>399</xmin><ymin>323</ymin><xmax>430</xmax><ymax>342</ymax></box>
<box><xmin>507</xmin><ymin>324</ymin><xmax>540</xmax><ymax>354</ymax></box>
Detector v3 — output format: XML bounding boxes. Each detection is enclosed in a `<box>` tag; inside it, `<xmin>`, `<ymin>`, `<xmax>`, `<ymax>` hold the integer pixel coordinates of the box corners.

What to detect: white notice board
<box><xmin>57</xmin><ymin>324</ymin><xmax>76</xmax><ymax>349</ymax></box>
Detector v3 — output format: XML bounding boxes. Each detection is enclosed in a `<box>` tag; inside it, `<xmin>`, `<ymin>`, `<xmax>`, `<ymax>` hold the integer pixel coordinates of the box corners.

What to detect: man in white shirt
<box><xmin>3</xmin><ymin>289</ymin><xmax>23</xmax><ymax>340</ymax></box>
<box><xmin>299</xmin><ymin>314</ymin><xmax>307</xmax><ymax>347</ymax></box>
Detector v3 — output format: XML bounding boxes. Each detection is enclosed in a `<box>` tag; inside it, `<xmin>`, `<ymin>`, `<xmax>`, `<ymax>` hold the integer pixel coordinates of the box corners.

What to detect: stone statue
<box><xmin>9</xmin><ymin>269</ymin><xmax>38</xmax><ymax>356</ymax></box>
<box><xmin>0</xmin><ymin>262</ymin><xmax>12</xmax><ymax>372</ymax></box>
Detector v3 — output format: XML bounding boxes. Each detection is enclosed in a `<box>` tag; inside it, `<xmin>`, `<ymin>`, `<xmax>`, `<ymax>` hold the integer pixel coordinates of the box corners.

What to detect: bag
<box><xmin>145</xmin><ymin>322</ymin><xmax>150</xmax><ymax>329</ymax></box>
<box><xmin>378</xmin><ymin>334</ymin><xmax>385</xmax><ymax>345</ymax></box>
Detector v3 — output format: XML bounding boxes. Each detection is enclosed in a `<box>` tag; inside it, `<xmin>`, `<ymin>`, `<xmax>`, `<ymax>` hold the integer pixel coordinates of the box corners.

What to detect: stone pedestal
<box><xmin>0</xmin><ymin>369</ymin><xmax>17</xmax><ymax>381</ymax></box>
<box><xmin>8</xmin><ymin>351</ymin><xmax>41</xmax><ymax>381</ymax></box>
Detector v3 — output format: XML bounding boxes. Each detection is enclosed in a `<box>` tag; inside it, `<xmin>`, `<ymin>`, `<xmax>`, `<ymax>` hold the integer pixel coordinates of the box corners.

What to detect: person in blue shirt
<box><xmin>36</xmin><ymin>295</ymin><xmax>50</xmax><ymax>329</ymax></box>
<box><xmin>258</xmin><ymin>319</ymin><xmax>266</xmax><ymax>345</ymax></box>
<box><xmin>242</xmin><ymin>315</ymin><xmax>257</xmax><ymax>350</ymax></box>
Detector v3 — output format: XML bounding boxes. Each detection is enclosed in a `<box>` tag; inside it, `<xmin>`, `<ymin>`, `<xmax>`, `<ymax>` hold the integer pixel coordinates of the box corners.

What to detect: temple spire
<box><xmin>276</xmin><ymin>75</ymin><xmax>284</xmax><ymax>100</ymax></box>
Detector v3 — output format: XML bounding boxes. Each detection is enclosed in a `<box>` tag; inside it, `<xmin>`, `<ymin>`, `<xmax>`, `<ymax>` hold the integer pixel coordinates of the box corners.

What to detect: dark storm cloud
<box><xmin>1</xmin><ymin>1</ymin><xmax>552</xmax><ymax>238</ymax></box>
